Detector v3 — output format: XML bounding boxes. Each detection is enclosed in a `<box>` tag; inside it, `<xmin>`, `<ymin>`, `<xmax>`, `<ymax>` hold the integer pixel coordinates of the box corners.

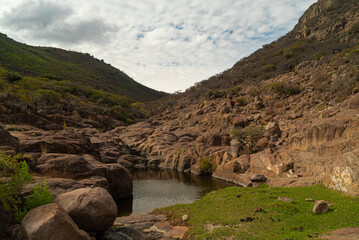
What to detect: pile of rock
<box><xmin>14</xmin><ymin>187</ymin><xmax>117</xmax><ymax>239</ymax></box>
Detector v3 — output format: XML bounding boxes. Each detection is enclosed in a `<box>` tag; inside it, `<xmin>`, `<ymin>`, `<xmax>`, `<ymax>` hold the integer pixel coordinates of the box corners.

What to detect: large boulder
<box><xmin>250</xmin><ymin>149</ymin><xmax>294</xmax><ymax>177</ymax></box>
<box><xmin>105</xmin><ymin>164</ymin><xmax>133</xmax><ymax>199</ymax></box>
<box><xmin>17</xmin><ymin>129</ymin><xmax>98</xmax><ymax>157</ymax></box>
<box><xmin>35</xmin><ymin>154</ymin><xmax>92</xmax><ymax>179</ymax></box>
<box><xmin>213</xmin><ymin>155</ymin><xmax>251</xmax><ymax>187</ymax></box>
<box><xmin>56</xmin><ymin>187</ymin><xmax>117</xmax><ymax>231</ymax></box>
<box><xmin>21</xmin><ymin>203</ymin><xmax>90</xmax><ymax>240</ymax></box>
<box><xmin>264</xmin><ymin>122</ymin><xmax>281</xmax><ymax>138</ymax></box>
<box><xmin>83</xmin><ymin>155</ymin><xmax>133</xmax><ymax>199</ymax></box>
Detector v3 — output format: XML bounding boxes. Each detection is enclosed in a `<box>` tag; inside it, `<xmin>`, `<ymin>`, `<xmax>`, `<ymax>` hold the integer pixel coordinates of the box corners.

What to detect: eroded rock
<box><xmin>56</xmin><ymin>187</ymin><xmax>117</xmax><ymax>231</ymax></box>
<box><xmin>21</xmin><ymin>203</ymin><xmax>90</xmax><ymax>240</ymax></box>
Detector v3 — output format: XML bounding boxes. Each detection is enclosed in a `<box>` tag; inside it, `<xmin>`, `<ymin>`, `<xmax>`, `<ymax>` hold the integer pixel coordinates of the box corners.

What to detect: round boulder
<box><xmin>313</xmin><ymin>200</ymin><xmax>329</xmax><ymax>214</ymax></box>
<box><xmin>21</xmin><ymin>203</ymin><xmax>90</xmax><ymax>240</ymax></box>
<box><xmin>56</xmin><ymin>187</ymin><xmax>117</xmax><ymax>231</ymax></box>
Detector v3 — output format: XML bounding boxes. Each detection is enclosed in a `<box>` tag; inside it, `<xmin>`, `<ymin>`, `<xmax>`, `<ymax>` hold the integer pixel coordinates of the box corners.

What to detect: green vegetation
<box><xmin>262</xmin><ymin>64</ymin><xmax>276</xmax><ymax>70</ymax></box>
<box><xmin>232</xmin><ymin>125</ymin><xmax>264</xmax><ymax>153</ymax></box>
<box><xmin>206</xmin><ymin>89</ymin><xmax>226</xmax><ymax>99</ymax></box>
<box><xmin>14</xmin><ymin>179</ymin><xmax>53</xmax><ymax>223</ymax></box>
<box><xmin>0</xmin><ymin>64</ymin><xmax>149</xmax><ymax>125</ymax></box>
<box><xmin>199</xmin><ymin>156</ymin><xmax>217</xmax><ymax>174</ymax></box>
<box><xmin>0</xmin><ymin>151</ymin><xmax>53</xmax><ymax>223</ymax></box>
<box><xmin>156</xmin><ymin>185</ymin><xmax>359</xmax><ymax>240</ymax></box>
<box><xmin>269</xmin><ymin>81</ymin><xmax>301</xmax><ymax>98</ymax></box>
<box><xmin>0</xmin><ymin>33</ymin><xmax>167</xmax><ymax>102</ymax></box>
<box><xmin>0</xmin><ymin>151</ymin><xmax>32</xmax><ymax>210</ymax></box>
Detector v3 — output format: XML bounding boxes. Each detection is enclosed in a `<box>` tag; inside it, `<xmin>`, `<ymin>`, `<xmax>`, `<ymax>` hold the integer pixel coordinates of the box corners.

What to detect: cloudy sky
<box><xmin>0</xmin><ymin>0</ymin><xmax>317</xmax><ymax>93</ymax></box>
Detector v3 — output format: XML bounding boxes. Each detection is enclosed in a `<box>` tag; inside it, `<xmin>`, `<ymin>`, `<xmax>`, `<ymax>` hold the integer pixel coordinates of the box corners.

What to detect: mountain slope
<box><xmin>0</xmin><ymin>33</ymin><xmax>167</xmax><ymax>102</ymax></box>
<box><xmin>167</xmin><ymin>0</ymin><xmax>359</xmax><ymax>101</ymax></box>
<box><xmin>120</xmin><ymin>0</ymin><xmax>359</xmax><ymax>196</ymax></box>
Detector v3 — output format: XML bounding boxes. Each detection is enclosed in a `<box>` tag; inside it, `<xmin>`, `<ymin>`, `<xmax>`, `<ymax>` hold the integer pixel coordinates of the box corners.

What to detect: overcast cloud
<box><xmin>0</xmin><ymin>0</ymin><xmax>317</xmax><ymax>93</ymax></box>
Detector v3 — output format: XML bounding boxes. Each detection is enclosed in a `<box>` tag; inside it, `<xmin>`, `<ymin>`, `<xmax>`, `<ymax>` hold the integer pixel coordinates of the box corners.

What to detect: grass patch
<box><xmin>155</xmin><ymin>185</ymin><xmax>359</xmax><ymax>239</ymax></box>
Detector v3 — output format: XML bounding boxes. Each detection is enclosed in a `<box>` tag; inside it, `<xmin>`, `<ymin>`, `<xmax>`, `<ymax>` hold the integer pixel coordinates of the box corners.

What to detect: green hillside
<box><xmin>0</xmin><ymin>33</ymin><xmax>167</xmax><ymax>102</ymax></box>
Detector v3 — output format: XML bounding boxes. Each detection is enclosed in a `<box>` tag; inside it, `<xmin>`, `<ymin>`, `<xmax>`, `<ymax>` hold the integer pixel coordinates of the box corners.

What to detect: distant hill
<box><xmin>0</xmin><ymin>33</ymin><xmax>167</xmax><ymax>102</ymax></box>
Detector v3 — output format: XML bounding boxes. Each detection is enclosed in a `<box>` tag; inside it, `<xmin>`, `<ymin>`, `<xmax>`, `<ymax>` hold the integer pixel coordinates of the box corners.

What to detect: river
<box><xmin>117</xmin><ymin>168</ymin><xmax>236</xmax><ymax>216</ymax></box>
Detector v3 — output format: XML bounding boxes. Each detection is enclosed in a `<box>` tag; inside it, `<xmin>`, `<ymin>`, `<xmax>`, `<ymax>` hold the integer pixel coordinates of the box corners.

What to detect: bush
<box><xmin>41</xmin><ymin>74</ymin><xmax>63</xmax><ymax>81</ymax></box>
<box><xmin>206</xmin><ymin>89</ymin><xmax>226</xmax><ymax>99</ymax></box>
<box><xmin>199</xmin><ymin>156</ymin><xmax>217</xmax><ymax>174</ymax></box>
<box><xmin>5</xmin><ymin>71</ymin><xmax>22</xmax><ymax>83</ymax></box>
<box><xmin>230</xmin><ymin>86</ymin><xmax>243</xmax><ymax>95</ymax></box>
<box><xmin>14</xmin><ymin>179</ymin><xmax>53</xmax><ymax>223</ymax></box>
<box><xmin>236</xmin><ymin>96</ymin><xmax>248</xmax><ymax>106</ymax></box>
<box><xmin>0</xmin><ymin>152</ymin><xmax>32</xmax><ymax>210</ymax></box>
<box><xmin>31</xmin><ymin>89</ymin><xmax>61</xmax><ymax>108</ymax></box>
<box><xmin>248</xmin><ymin>87</ymin><xmax>261</xmax><ymax>97</ymax></box>
<box><xmin>262</xmin><ymin>64</ymin><xmax>276</xmax><ymax>70</ymax></box>
<box><xmin>270</xmin><ymin>82</ymin><xmax>301</xmax><ymax>98</ymax></box>
<box><xmin>232</xmin><ymin>125</ymin><xmax>264</xmax><ymax>153</ymax></box>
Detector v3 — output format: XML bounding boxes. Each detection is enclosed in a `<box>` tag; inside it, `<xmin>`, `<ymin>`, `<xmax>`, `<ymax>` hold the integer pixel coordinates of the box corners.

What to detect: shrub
<box><xmin>31</xmin><ymin>89</ymin><xmax>61</xmax><ymax>108</ymax></box>
<box><xmin>262</xmin><ymin>64</ymin><xmax>276</xmax><ymax>70</ymax></box>
<box><xmin>270</xmin><ymin>82</ymin><xmax>301</xmax><ymax>98</ymax></box>
<box><xmin>41</xmin><ymin>74</ymin><xmax>63</xmax><ymax>81</ymax></box>
<box><xmin>232</xmin><ymin>125</ymin><xmax>264</xmax><ymax>153</ymax></box>
<box><xmin>230</xmin><ymin>86</ymin><xmax>243</xmax><ymax>95</ymax></box>
<box><xmin>5</xmin><ymin>71</ymin><xmax>22</xmax><ymax>83</ymax></box>
<box><xmin>331</xmin><ymin>77</ymin><xmax>356</xmax><ymax>97</ymax></box>
<box><xmin>206</xmin><ymin>89</ymin><xmax>226</xmax><ymax>99</ymax></box>
<box><xmin>0</xmin><ymin>152</ymin><xmax>32</xmax><ymax>210</ymax></box>
<box><xmin>312</xmin><ymin>71</ymin><xmax>330</xmax><ymax>91</ymax></box>
<box><xmin>14</xmin><ymin>179</ymin><xmax>53</xmax><ymax>223</ymax></box>
<box><xmin>63</xmin><ymin>121</ymin><xmax>67</xmax><ymax>130</ymax></box>
<box><xmin>248</xmin><ymin>87</ymin><xmax>261</xmax><ymax>97</ymax></box>
<box><xmin>199</xmin><ymin>156</ymin><xmax>217</xmax><ymax>174</ymax></box>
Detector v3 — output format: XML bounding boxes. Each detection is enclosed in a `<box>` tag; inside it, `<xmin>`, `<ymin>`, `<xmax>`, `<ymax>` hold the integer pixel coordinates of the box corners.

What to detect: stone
<box><xmin>264</xmin><ymin>122</ymin><xmax>281</xmax><ymax>138</ymax></box>
<box><xmin>98</xmin><ymin>227</ymin><xmax>150</xmax><ymax>240</ymax></box>
<box><xmin>321</xmin><ymin>227</ymin><xmax>359</xmax><ymax>240</ymax></box>
<box><xmin>36</xmin><ymin>154</ymin><xmax>92</xmax><ymax>179</ymax></box>
<box><xmin>313</xmin><ymin>200</ymin><xmax>329</xmax><ymax>214</ymax></box>
<box><xmin>18</xmin><ymin>129</ymin><xmax>96</xmax><ymax>157</ymax></box>
<box><xmin>232</xmin><ymin>117</ymin><xmax>249</xmax><ymax>128</ymax></box>
<box><xmin>56</xmin><ymin>187</ymin><xmax>117</xmax><ymax>231</ymax></box>
<box><xmin>84</xmin><ymin>155</ymin><xmax>133</xmax><ymax>199</ymax></box>
<box><xmin>348</xmin><ymin>93</ymin><xmax>359</xmax><ymax>109</ymax></box>
<box><xmin>255</xmin><ymin>137</ymin><xmax>269</xmax><ymax>149</ymax></box>
<box><xmin>250</xmin><ymin>174</ymin><xmax>267</xmax><ymax>182</ymax></box>
<box><xmin>277</xmin><ymin>197</ymin><xmax>294</xmax><ymax>202</ymax></box>
<box><xmin>182</xmin><ymin>215</ymin><xmax>189</xmax><ymax>221</ymax></box>
<box><xmin>21</xmin><ymin>203</ymin><xmax>90</xmax><ymax>240</ymax></box>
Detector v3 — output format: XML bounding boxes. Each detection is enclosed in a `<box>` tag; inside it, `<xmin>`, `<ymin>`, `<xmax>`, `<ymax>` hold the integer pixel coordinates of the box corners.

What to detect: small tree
<box><xmin>232</xmin><ymin>125</ymin><xmax>264</xmax><ymax>153</ymax></box>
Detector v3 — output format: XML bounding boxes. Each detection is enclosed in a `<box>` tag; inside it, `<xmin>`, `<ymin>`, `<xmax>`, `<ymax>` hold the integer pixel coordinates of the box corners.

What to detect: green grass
<box><xmin>155</xmin><ymin>185</ymin><xmax>359</xmax><ymax>240</ymax></box>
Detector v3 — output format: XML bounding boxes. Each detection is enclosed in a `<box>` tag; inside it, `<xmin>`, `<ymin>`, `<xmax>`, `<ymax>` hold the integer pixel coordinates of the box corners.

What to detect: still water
<box><xmin>117</xmin><ymin>168</ymin><xmax>236</xmax><ymax>216</ymax></box>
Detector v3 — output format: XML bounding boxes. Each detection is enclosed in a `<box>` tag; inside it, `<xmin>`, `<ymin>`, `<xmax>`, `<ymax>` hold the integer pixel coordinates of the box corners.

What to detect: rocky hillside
<box><xmin>1</xmin><ymin>0</ymin><xmax>359</xmax><ymax>239</ymax></box>
<box><xmin>158</xmin><ymin>0</ymin><xmax>359</xmax><ymax>101</ymax></box>
<box><xmin>119</xmin><ymin>0</ymin><xmax>359</xmax><ymax>194</ymax></box>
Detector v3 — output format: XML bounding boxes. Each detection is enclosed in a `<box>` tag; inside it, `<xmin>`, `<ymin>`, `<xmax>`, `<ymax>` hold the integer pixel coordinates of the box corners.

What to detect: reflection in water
<box><xmin>117</xmin><ymin>168</ymin><xmax>236</xmax><ymax>216</ymax></box>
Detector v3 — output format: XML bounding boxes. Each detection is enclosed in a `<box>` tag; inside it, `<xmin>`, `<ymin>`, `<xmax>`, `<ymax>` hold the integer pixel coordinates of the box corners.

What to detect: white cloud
<box><xmin>0</xmin><ymin>0</ymin><xmax>317</xmax><ymax>93</ymax></box>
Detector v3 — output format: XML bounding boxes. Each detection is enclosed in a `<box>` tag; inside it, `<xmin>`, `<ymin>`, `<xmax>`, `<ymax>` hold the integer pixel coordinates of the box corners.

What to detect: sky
<box><xmin>0</xmin><ymin>0</ymin><xmax>317</xmax><ymax>93</ymax></box>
